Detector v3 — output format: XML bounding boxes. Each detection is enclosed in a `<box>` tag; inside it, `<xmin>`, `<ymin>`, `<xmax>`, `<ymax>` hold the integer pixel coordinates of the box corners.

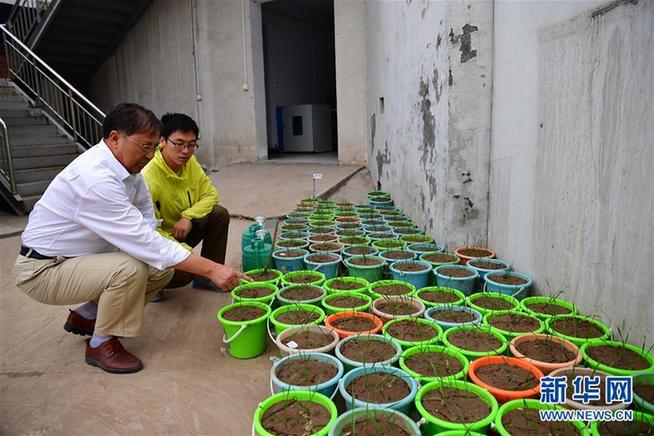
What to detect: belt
<box><xmin>20</xmin><ymin>245</ymin><xmax>55</xmax><ymax>260</ymax></box>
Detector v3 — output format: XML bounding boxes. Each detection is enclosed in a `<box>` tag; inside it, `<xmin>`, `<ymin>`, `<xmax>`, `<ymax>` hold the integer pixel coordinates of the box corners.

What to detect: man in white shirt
<box><xmin>15</xmin><ymin>103</ymin><xmax>248</xmax><ymax>374</ymax></box>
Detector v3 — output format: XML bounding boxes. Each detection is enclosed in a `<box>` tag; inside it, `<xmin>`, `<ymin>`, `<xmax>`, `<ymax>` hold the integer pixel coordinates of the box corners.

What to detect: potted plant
<box><xmin>328</xmin><ymin>407</ymin><xmax>420</xmax><ymax>436</ymax></box>
<box><xmin>433</xmin><ymin>264</ymin><xmax>479</xmax><ymax>295</ymax></box>
<box><xmin>269</xmin><ymin>304</ymin><xmax>326</xmax><ymax>335</ymax></box>
<box><xmin>309</xmin><ymin>241</ymin><xmax>345</xmax><ymax>254</ymax></box>
<box><xmin>231</xmin><ymin>282</ymin><xmax>278</xmax><ymax>306</ymax></box>
<box><xmin>303</xmin><ymin>252</ymin><xmax>342</xmax><ymax>280</ymax></box>
<box><xmin>275</xmin><ymin>325</ymin><xmax>340</xmax><ymax>356</ymax></box>
<box><xmin>399</xmin><ymin>344</ymin><xmax>469</xmax><ymax>383</ymax></box>
<box><xmin>338</xmin><ymin>236</ymin><xmax>372</xmax><ymax>247</ymax></box>
<box><xmin>382</xmin><ymin>317</ymin><xmax>442</xmax><ymax>349</ymax></box>
<box><xmin>406</xmin><ymin>242</ymin><xmax>443</xmax><ymax>256</ymax></box>
<box><xmin>546</xmin><ymin>314</ymin><xmax>612</xmax><ymax>347</ymax></box>
<box><xmin>252</xmin><ymin>390</ymin><xmax>337</xmax><ymax>436</ymax></box>
<box><xmin>548</xmin><ymin>366</ymin><xmax>629</xmax><ymax>411</ymax></box>
<box><xmin>243</xmin><ymin>268</ymin><xmax>283</xmax><ymax>287</ymax></box>
<box><xmin>424</xmin><ymin>305</ymin><xmax>483</xmax><ymax>331</ymax></box>
<box><xmin>634</xmin><ymin>372</ymin><xmax>654</xmax><ymax>414</ymax></box>
<box><xmin>466</xmin><ymin>257</ymin><xmax>510</xmax><ymax>280</ymax></box>
<box><xmin>494</xmin><ymin>399</ymin><xmax>589</xmax><ymax>436</ymax></box>
<box><xmin>334</xmin><ymin>229</ymin><xmax>365</xmax><ymax>238</ymax></box>
<box><xmin>281</xmin><ymin>270</ymin><xmax>326</xmax><ymax>287</ymax></box>
<box><xmin>454</xmin><ymin>246</ymin><xmax>495</xmax><ymax>265</ymax></box>
<box><xmin>338</xmin><ymin>366</ymin><xmax>418</xmax><ymax>414</ymax></box>
<box><xmin>307</xmin><ymin>233</ymin><xmax>339</xmax><ymax>244</ymax></box>
<box><xmin>442</xmin><ymin>325</ymin><xmax>509</xmax><ymax>360</ymax></box>
<box><xmin>520</xmin><ymin>295</ymin><xmax>577</xmax><ymax>319</ymax></box>
<box><xmin>468</xmin><ymin>356</ymin><xmax>544</xmax><ymax>403</ymax></box>
<box><xmin>420</xmin><ymin>251</ymin><xmax>460</xmax><ymax>270</ymax></box>
<box><xmin>483</xmin><ymin>270</ymin><xmax>533</xmax><ymax>300</ymax></box>
<box><xmin>389</xmin><ymin>260</ymin><xmax>433</xmax><ymax>289</ymax></box>
<box><xmin>400</xmin><ymin>234</ymin><xmax>435</xmax><ymax>244</ymax></box>
<box><xmin>484</xmin><ymin>310</ymin><xmax>545</xmax><ymax>339</ymax></box>
<box><xmin>509</xmin><ymin>333</ymin><xmax>582</xmax><ymax>374</ymax></box>
<box><xmin>271</xmin><ymin>352</ymin><xmax>344</xmax><ymax>398</ymax></box>
<box><xmin>415</xmin><ymin>286</ymin><xmax>466</xmax><ymax>307</ymax></box>
<box><xmin>334</xmin><ymin>333</ymin><xmax>403</xmax><ymax>371</ymax></box>
<box><xmin>324</xmin><ymin>311</ymin><xmax>383</xmax><ymax>338</ymax></box>
<box><xmin>307</xmin><ymin>226</ymin><xmax>335</xmax><ymax>235</ymax></box>
<box><xmin>369</xmin><ymin>279</ymin><xmax>416</xmax><ymax>299</ymax></box>
<box><xmin>217</xmin><ymin>301</ymin><xmax>272</xmax><ymax>359</ymax></box>
<box><xmin>274</xmin><ymin>238</ymin><xmax>310</xmax><ymax>250</ymax></box>
<box><xmin>321</xmin><ymin>292</ymin><xmax>372</xmax><ymax>315</ymax></box>
<box><xmin>279</xmin><ymin>230</ymin><xmax>309</xmax><ymax>240</ymax></box>
<box><xmin>371</xmin><ymin>296</ymin><xmax>426</xmax><ymax>322</ymax></box>
<box><xmin>467</xmin><ymin>292</ymin><xmax>520</xmax><ymax>315</ymax></box>
<box><xmin>343</xmin><ymin>254</ymin><xmax>385</xmax><ymax>282</ymax></box>
<box><xmin>581</xmin><ymin>340</ymin><xmax>654</xmax><ymax>376</ymax></box>
<box><xmin>589</xmin><ymin>411</ymin><xmax>654</xmax><ymax>435</ymax></box>
<box><xmin>323</xmin><ymin>277</ymin><xmax>370</xmax><ymax>295</ymax></box>
<box><xmin>341</xmin><ymin>245</ymin><xmax>379</xmax><ymax>259</ymax></box>
<box><xmin>276</xmin><ymin>284</ymin><xmax>326</xmax><ymax>306</ymax></box>
<box><xmin>272</xmin><ymin>248</ymin><xmax>308</xmax><ymax>273</ymax></box>
<box><xmin>372</xmin><ymin>238</ymin><xmax>407</xmax><ymax>251</ymax></box>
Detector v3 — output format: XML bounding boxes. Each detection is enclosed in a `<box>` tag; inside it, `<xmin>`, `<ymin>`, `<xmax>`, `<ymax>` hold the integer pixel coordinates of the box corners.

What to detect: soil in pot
<box><xmin>326</xmin><ymin>295</ymin><xmax>367</xmax><ymax>308</ymax></box>
<box><xmin>597</xmin><ymin>420</ymin><xmax>654</xmax><ymax>435</ymax></box>
<box><xmin>283</xmin><ymin>330</ymin><xmax>334</xmax><ymax>349</ymax></box>
<box><xmin>249</xmin><ymin>270</ymin><xmax>279</xmax><ymax>282</ymax></box>
<box><xmin>438</xmin><ymin>267</ymin><xmax>475</xmax><ymax>277</ymax></box>
<box><xmin>473</xmin><ymin>295</ymin><xmax>516</xmax><ymax>311</ymax></box>
<box><xmin>488</xmin><ymin>313</ymin><xmax>540</xmax><ymax>333</ymax></box>
<box><xmin>341</xmin><ymin>414</ymin><xmax>412</xmax><ymax>436</ymax></box>
<box><xmin>396</xmin><ymin>231</ymin><xmax>424</xmax><ymax>238</ymax></box>
<box><xmin>312</xmin><ymin>243</ymin><xmax>341</xmax><ymax>251</ymax></box>
<box><xmin>376</xmin><ymin>241</ymin><xmax>404</xmax><ymax>249</ymax></box>
<box><xmin>524</xmin><ymin>301</ymin><xmax>572</xmax><ymax>316</ymax></box>
<box><xmin>382</xmin><ymin>251</ymin><xmax>414</xmax><ymax>260</ymax></box>
<box><xmin>374</xmin><ymin>283</ymin><xmax>413</xmax><ymax>296</ymax></box>
<box><xmin>366</xmin><ymin>226</ymin><xmax>390</xmax><ymax>232</ymax></box>
<box><xmin>447</xmin><ymin>329</ymin><xmax>503</xmax><ymax>352</ymax></box>
<box><xmin>340</xmin><ymin>339</ymin><xmax>397</xmax><ymax>363</ymax></box>
<box><xmin>470</xmin><ymin>260</ymin><xmax>506</xmax><ymax>270</ymax></box>
<box><xmin>375</xmin><ymin>301</ymin><xmax>417</xmax><ymax>316</ymax></box>
<box><xmin>306</xmin><ymin>254</ymin><xmax>337</xmax><ymax>263</ymax></box>
<box><xmin>332</xmin><ymin>316</ymin><xmax>377</xmax><ymax>332</ymax></box>
<box><xmin>405</xmin><ymin>352</ymin><xmax>463</xmax><ymax>377</ymax></box>
<box><xmin>338</xmin><ymin>231</ymin><xmax>363</xmax><ymax>237</ymax></box>
<box><xmin>346</xmin><ymin>372</ymin><xmax>410</xmax><ymax>404</ymax></box>
<box><xmin>475</xmin><ymin>363</ymin><xmax>538</xmax><ymax>391</ymax></box>
<box><xmin>489</xmin><ymin>273</ymin><xmax>528</xmax><ymax>286</ymax></box>
<box><xmin>394</xmin><ymin>262</ymin><xmax>429</xmax><ymax>272</ymax></box>
<box><xmin>337</xmin><ymin>217</ymin><xmax>359</xmax><ymax>223</ymax></box>
<box><xmin>423</xmin><ymin>253</ymin><xmax>458</xmax><ymax>263</ymax></box>
<box><xmin>276</xmin><ymin>310</ymin><xmax>321</xmax><ymax>325</ymax></box>
<box><xmin>310</xmin><ymin>227</ymin><xmax>333</xmax><ymax>234</ymax></box>
<box><xmin>410</xmin><ymin>245</ymin><xmax>438</xmax><ymax>252</ymax></box>
<box><xmin>501</xmin><ymin>408</ymin><xmax>580</xmax><ymax>435</ymax></box>
<box><xmin>586</xmin><ymin>345</ymin><xmax>651</xmax><ymax>371</ymax></box>
<box><xmin>458</xmin><ymin>248</ymin><xmax>493</xmax><ymax>258</ymax></box>
<box><xmin>419</xmin><ymin>290</ymin><xmax>461</xmax><ymax>304</ymax></box>
<box><xmin>386</xmin><ymin>320</ymin><xmax>438</xmax><ymax>342</ymax></box>
<box><xmin>515</xmin><ymin>338</ymin><xmax>577</xmax><ymax>363</ymax></box>
<box><xmin>430</xmin><ymin>309</ymin><xmax>476</xmax><ymax>323</ymax></box>
<box><xmin>222</xmin><ymin>306</ymin><xmax>266</xmax><ymax>322</ymax></box>
<box><xmin>261</xmin><ymin>399</ymin><xmax>331</xmax><ymax>436</ymax></box>
<box><xmin>329</xmin><ymin>279</ymin><xmax>366</xmax><ymax>291</ymax></box>
<box><xmin>635</xmin><ymin>383</ymin><xmax>654</xmax><ymax>404</ymax></box>
<box><xmin>549</xmin><ymin>317</ymin><xmax>605</xmax><ymax>339</ymax></box>
<box><xmin>559</xmin><ymin>368</ymin><xmax>610</xmax><ymax>406</ymax></box>
<box><xmin>283</xmin><ymin>224</ymin><xmax>307</xmax><ymax>231</ymax></box>
<box><xmin>279</xmin><ymin>286</ymin><xmax>323</xmax><ymax>301</ymax></box>
<box><xmin>346</xmin><ymin>246</ymin><xmax>377</xmax><ymax>255</ymax></box>
<box><xmin>275</xmin><ymin>249</ymin><xmax>307</xmax><ymax>258</ymax></box>
<box><xmin>286</xmin><ymin>273</ymin><xmax>323</xmax><ymax>284</ymax></box>
<box><xmin>421</xmin><ymin>387</ymin><xmax>490</xmax><ymax>423</ymax></box>
<box><xmin>361</xmin><ymin>219</ymin><xmax>385</xmax><ymax>225</ymax></box>
<box><xmin>309</xmin><ymin>234</ymin><xmax>338</xmax><ymax>242</ymax></box>
<box><xmin>276</xmin><ymin>359</ymin><xmax>338</xmax><ymax>386</ymax></box>
<box><xmin>235</xmin><ymin>286</ymin><xmax>275</xmax><ymax>299</ymax></box>
<box><xmin>371</xmin><ymin>233</ymin><xmax>396</xmax><ymax>240</ymax></box>
<box><xmin>350</xmin><ymin>257</ymin><xmax>383</xmax><ymax>266</ymax></box>
<box><xmin>277</xmin><ymin>240</ymin><xmax>306</xmax><ymax>248</ymax></box>
<box><xmin>337</xmin><ymin>223</ymin><xmax>360</xmax><ymax>229</ymax></box>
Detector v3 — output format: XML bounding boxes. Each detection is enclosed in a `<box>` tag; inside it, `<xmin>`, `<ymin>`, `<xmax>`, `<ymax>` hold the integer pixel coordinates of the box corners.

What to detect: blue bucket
<box><xmin>272</xmin><ymin>248</ymin><xmax>308</xmax><ymax>274</ymax></box>
<box><xmin>389</xmin><ymin>260</ymin><xmax>433</xmax><ymax>289</ymax></box>
<box><xmin>467</xmin><ymin>258</ymin><xmax>510</xmax><ymax>292</ymax></box>
<box><xmin>434</xmin><ymin>265</ymin><xmax>479</xmax><ymax>296</ymax></box>
<box><xmin>338</xmin><ymin>366</ymin><xmax>418</xmax><ymax>414</ymax></box>
<box><xmin>271</xmin><ymin>352</ymin><xmax>344</xmax><ymax>399</ymax></box>
<box><xmin>483</xmin><ymin>271</ymin><xmax>533</xmax><ymax>300</ymax></box>
<box><xmin>407</xmin><ymin>243</ymin><xmax>444</xmax><ymax>256</ymax></box>
<box><xmin>424</xmin><ymin>305</ymin><xmax>483</xmax><ymax>330</ymax></box>
<box><xmin>303</xmin><ymin>252</ymin><xmax>342</xmax><ymax>279</ymax></box>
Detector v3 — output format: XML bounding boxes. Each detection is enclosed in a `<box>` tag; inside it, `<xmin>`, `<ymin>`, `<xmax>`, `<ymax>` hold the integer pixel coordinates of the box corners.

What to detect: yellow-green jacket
<box><xmin>142</xmin><ymin>150</ymin><xmax>218</xmax><ymax>251</ymax></box>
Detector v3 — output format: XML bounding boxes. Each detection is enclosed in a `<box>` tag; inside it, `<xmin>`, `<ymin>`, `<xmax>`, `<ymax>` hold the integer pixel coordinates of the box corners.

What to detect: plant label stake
<box><xmin>312</xmin><ymin>173</ymin><xmax>322</xmax><ymax>198</ymax></box>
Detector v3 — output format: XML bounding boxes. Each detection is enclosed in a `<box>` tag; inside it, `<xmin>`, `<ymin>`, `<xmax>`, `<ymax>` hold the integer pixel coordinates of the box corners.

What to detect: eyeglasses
<box><xmin>122</xmin><ymin>133</ymin><xmax>159</xmax><ymax>152</ymax></box>
<box><xmin>166</xmin><ymin>138</ymin><xmax>199</xmax><ymax>151</ymax></box>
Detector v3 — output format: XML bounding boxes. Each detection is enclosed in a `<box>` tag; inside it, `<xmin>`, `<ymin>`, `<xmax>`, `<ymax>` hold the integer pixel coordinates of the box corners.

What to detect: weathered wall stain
<box><xmin>419</xmin><ymin>77</ymin><xmax>436</xmax><ymax>168</ymax></box>
<box><xmin>375</xmin><ymin>140</ymin><xmax>391</xmax><ymax>186</ymax></box>
<box><xmin>449</xmin><ymin>23</ymin><xmax>479</xmax><ymax>63</ymax></box>
<box><xmin>437</xmin><ymin>33</ymin><xmax>442</xmax><ymax>49</ymax></box>
<box><xmin>431</xmin><ymin>68</ymin><xmax>442</xmax><ymax>103</ymax></box>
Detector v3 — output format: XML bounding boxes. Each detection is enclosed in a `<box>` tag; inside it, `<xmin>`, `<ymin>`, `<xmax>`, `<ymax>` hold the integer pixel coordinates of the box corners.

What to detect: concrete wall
<box><xmin>365</xmin><ymin>0</ymin><xmax>493</xmax><ymax>249</ymax></box>
<box><xmin>490</xmin><ymin>0</ymin><xmax>653</xmax><ymax>340</ymax></box>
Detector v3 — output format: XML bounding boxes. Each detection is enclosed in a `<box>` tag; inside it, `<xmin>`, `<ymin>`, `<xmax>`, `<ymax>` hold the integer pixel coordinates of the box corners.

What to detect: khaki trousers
<box><xmin>15</xmin><ymin>252</ymin><xmax>173</xmax><ymax>337</ymax></box>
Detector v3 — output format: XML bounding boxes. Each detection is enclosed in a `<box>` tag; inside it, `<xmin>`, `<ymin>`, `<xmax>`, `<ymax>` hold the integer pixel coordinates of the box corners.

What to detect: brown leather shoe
<box><xmin>63</xmin><ymin>309</ymin><xmax>95</xmax><ymax>336</ymax></box>
<box><xmin>85</xmin><ymin>338</ymin><xmax>143</xmax><ymax>374</ymax></box>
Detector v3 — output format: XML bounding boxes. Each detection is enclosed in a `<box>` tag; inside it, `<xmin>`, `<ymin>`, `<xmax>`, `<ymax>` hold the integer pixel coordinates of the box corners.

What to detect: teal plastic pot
<box><xmin>389</xmin><ymin>260</ymin><xmax>433</xmax><ymax>289</ymax></box>
<box><xmin>634</xmin><ymin>372</ymin><xmax>654</xmax><ymax>414</ymax></box>
<box><xmin>546</xmin><ymin>314</ymin><xmax>612</xmax><ymax>347</ymax></box>
<box><xmin>414</xmin><ymin>286</ymin><xmax>466</xmax><ymax>308</ymax></box>
<box><xmin>420</xmin><ymin>251</ymin><xmax>460</xmax><ymax>269</ymax></box>
<box><xmin>484</xmin><ymin>310</ymin><xmax>545</xmax><ymax>339</ymax></box>
<box><xmin>378</xmin><ymin>250</ymin><xmax>416</xmax><ymax>274</ymax></box>
<box><xmin>217</xmin><ymin>301</ymin><xmax>271</xmax><ymax>359</ymax></box>
<box><xmin>303</xmin><ymin>252</ymin><xmax>342</xmax><ymax>279</ymax></box>
<box><xmin>424</xmin><ymin>305</ymin><xmax>482</xmax><ymax>330</ymax></box>
<box><xmin>442</xmin><ymin>325</ymin><xmax>509</xmax><ymax>360</ymax></box>
<box><xmin>520</xmin><ymin>296</ymin><xmax>577</xmax><ymax>320</ymax></box>
<box><xmin>483</xmin><ymin>271</ymin><xmax>533</xmax><ymax>300</ymax></box>
<box><xmin>253</xmin><ymin>390</ymin><xmax>337</xmax><ymax>436</ymax></box>
<box><xmin>495</xmin><ymin>399</ymin><xmax>589</xmax><ymax>436</ymax></box>
<box><xmin>433</xmin><ymin>265</ymin><xmax>479</xmax><ymax>296</ymax></box>
<box><xmin>467</xmin><ymin>292</ymin><xmax>520</xmax><ymax>316</ymax></box>
<box><xmin>269</xmin><ymin>304</ymin><xmax>325</xmax><ymax>335</ymax></box>
<box><xmin>399</xmin><ymin>345</ymin><xmax>469</xmax><ymax>383</ymax></box>
<box><xmin>369</xmin><ymin>279</ymin><xmax>416</xmax><ymax>300</ymax></box>
<box><xmin>466</xmin><ymin>257</ymin><xmax>510</xmax><ymax>280</ymax></box>
<box><xmin>581</xmin><ymin>341</ymin><xmax>654</xmax><ymax>376</ymax></box>
<box><xmin>369</xmin><ymin>197</ymin><xmax>394</xmax><ymax>208</ymax></box>
<box><xmin>334</xmin><ymin>333</ymin><xmax>403</xmax><ymax>371</ymax></box>
<box><xmin>344</xmin><ymin>255</ymin><xmax>385</xmax><ymax>282</ymax></box>
<box><xmin>321</xmin><ymin>292</ymin><xmax>372</xmax><ymax>315</ymax></box>
<box><xmin>589</xmin><ymin>411</ymin><xmax>654</xmax><ymax>436</ymax></box>
<box><xmin>270</xmin><ymin>352</ymin><xmax>344</xmax><ymax>398</ymax></box>
<box><xmin>415</xmin><ymin>379</ymin><xmax>499</xmax><ymax>435</ymax></box>
<box><xmin>281</xmin><ymin>270</ymin><xmax>326</xmax><ymax>287</ymax></box>
<box><xmin>338</xmin><ymin>366</ymin><xmax>418</xmax><ymax>414</ymax></box>
<box><xmin>341</xmin><ymin>245</ymin><xmax>379</xmax><ymax>259</ymax></box>
<box><xmin>328</xmin><ymin>407</ymin><xmax>420</xmax><ymax>436</ymax></box>
<box><xmin>406</xmin><ymin>242</ymin><xmax>443</xmax><ymax>256</ymax></box>
<box><xmin>272</xmin><ymin>248</ymin><xmax>308</xmax><ymax>273</ymax></box>
<box><xmin>276</xmin><ymin>284</ymin><xmax>326</xmax><ymax>306</ymax></box>
<box><xmin>231</xmin><ymin>282</ymin><xmax>278</xmax><ymax>305</ymax></box>
<box><xmin>382</xmin><ymin>317</ymin><xmax>443</xmax><ymax>350</ymax></box>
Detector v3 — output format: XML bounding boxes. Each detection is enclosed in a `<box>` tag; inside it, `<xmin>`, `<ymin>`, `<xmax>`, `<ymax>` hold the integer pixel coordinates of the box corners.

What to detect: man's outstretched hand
<box><xmin>208</xmin><ymin>263</ymin><xmax>252</xmax><ymax>291</ymax></box>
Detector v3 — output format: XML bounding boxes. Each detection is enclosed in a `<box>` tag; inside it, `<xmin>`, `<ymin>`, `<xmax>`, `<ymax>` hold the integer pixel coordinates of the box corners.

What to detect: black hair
<box><xmin>102</xmin><ymin>103</ymin><xmax>161</xmax><ymax>139</ymax></box>
<box><xmin>160</xmin><ymin>113</ymin><xmax>199</xmax><ymax>138</ymax></box>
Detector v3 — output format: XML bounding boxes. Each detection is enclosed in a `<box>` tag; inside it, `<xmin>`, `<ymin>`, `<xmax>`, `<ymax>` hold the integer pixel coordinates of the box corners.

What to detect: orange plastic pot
<box><xmin>454</xmin><ymin>246</ymin><xmax>496</xmax><ymax>265</ymax></box>
<box><xmin>468</xmin><ymin>356</ymin><xmax>543</xmax><ymax>403</ymax></box>
<box><xmin>324</xmin><ymin>311</ymin><xmax>383</xmax><ymax>338</ymax></box>
<box><xmin>509</xmin><ymin>333</ymin><xmax>582</xmax><ymax>375</ymax></box>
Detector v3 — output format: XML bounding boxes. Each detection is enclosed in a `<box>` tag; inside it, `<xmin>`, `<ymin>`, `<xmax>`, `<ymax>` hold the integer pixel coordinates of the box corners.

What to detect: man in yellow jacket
<box><xmin>142</xmin><ymin>113</ymin><xmax>229</xmax><ymax>298</ymax></box>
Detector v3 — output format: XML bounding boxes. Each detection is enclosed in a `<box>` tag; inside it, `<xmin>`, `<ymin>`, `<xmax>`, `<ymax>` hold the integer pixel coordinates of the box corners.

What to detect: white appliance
<box><xmin>281</xmin><ymin>104</ymin><xmax>332</xmax><ymax>153</ymax></box>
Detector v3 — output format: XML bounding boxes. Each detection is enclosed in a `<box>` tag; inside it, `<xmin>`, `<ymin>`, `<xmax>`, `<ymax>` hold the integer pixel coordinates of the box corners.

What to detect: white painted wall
<box><xmin>490</xmin><ymin>0</ymin><xmax>653</xmax><ymax>340</ymax></box>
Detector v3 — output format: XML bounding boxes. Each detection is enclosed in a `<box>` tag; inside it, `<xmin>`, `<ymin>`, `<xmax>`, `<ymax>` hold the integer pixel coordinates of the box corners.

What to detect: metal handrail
<box><xmin>0</xmin><ymin>117</ymin><xmax>16</xmax><ymax>193</ymax></box>
<box><xmin>6</xmin><ymin>0</ymin><xmax>55</xmax><ymax>45</ymax></box>
<box><xmin>1</xmin><ymin>24</ymin><xmax>105</xmax><ymax>149</ymax></box>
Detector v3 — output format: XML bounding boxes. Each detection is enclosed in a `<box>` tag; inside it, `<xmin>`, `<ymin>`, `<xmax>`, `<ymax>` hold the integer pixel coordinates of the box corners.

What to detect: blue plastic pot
<box><xmin>424</xmin><ymin>305</ymin><xmax>483</xmax><ymax>330</ymax></box>
<box><xmin>484</xmin><ymin>271</ymin><xmax>533</xmax><ymax>300</ymax></box>
<box><xmin>303</xmin><ymin>252</ymin><xmax>342</xmax><ymax>279</ymax></box>
<box><xmin>338</xmin><ymin>366</ymin><xmax>418</xmax><ymax>414</ymax></box>
<box><xmin>406</xmin><ymin>243</ymin><xmax>444</xmax><ymax>256</ymax></box>
<box><xmin>369</xmin><ymin>197</ymin><xmax>394</xmax><ymax>208</ymax></box>
<box><xmin>434</xmin><ymin>265</ymin><xmax>479</xmax><ymax>296</ymax></box>
<box><xmin>272</xmin><ymin>248</ymin><xmax>308</xmax><ymax>273</ymax></box>
<box><xmin>389</xmin><ymin>260</ymin><xmax>433</xmax><ymax>289</ymax></box>
<box><xmin>271</xmin><ymin>352</ymin><xmax>344</xmax><ymax>399</ymax></box>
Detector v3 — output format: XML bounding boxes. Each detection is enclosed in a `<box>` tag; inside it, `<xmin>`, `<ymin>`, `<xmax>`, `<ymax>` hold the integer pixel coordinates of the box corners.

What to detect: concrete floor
<box><xmin>0</xmin><ymin>163</ymin><xmax>373</xmax><ymax>435</ymax></box>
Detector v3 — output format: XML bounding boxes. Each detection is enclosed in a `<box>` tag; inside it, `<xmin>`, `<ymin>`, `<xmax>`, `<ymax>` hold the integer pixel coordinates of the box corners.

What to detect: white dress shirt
<box><xmin>21</xmin><ymin>140</ymin><xmax>191</xmax><ymax>270</ymax></box>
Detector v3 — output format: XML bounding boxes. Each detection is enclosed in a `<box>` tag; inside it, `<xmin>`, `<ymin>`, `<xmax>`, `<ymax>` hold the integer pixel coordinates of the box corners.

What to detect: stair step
<box><xmin>2</xmin><ymin>116</ymin><xmax>50</xmax><ymax>126</ymax></box>
<box><xmin>14</xmin><ymin>165</ymin><xmax>67</xmax><ymax>184</ymax></box>
<box><xmin>0</xmin><ymin>101</ymin><xmax>32</xmax><ymax>111</ymax></box>
<box><xmin>10</xmin><ymin>134</ymin><xmax>70</xmax><ymax>146</ymax></box>
<box><xmin>10</xmin><ymin>143</ymin><xmax>79</xmax><ymax>158</ymax></box>
<box><xmin>13</xmin><ymin>154</ymin><xmax>77</xmax><ymax>171</ymax></box>
<box><xmin>16</xmin><ymin>180</ymin><xmax>51</xmax><ymax>197</ymax></box>
<box><xmin>22</xmin><ymin>194</ymin><xmax>42</xmax><ymax>212</ymax></box>
<box><xmin>8</xmin><ymin>124</ymin><xmax>62</xmax><ymax>137</ymax></box>
<box><xmin>0</xmin><ymin>108</ymin><xmax>43</xmax><ymax>118</ymax></box>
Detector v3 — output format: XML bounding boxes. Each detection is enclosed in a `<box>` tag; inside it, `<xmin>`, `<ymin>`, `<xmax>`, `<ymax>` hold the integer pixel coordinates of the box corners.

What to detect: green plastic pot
<box><xmin>634</xmin><ymin>373</ymin><xmax>654</xmax><ymax>414</ymax></box>
<box><xmin>414</xmin><ymin>286</ymin><xmax>466</xmax><ymax>308</ymax></box>
<box><xmin>467</xmin><ymin>292</ymin><xmax>520</xmax><ymax>316</ymax></box>
<box><xmin>217</xmin><ymin>301</ymin><xmax>271</xmax><ymax>359</ymax></box>
<box><xmin>323</xmin><ymin>277</ymin><xmax>370</xmax><ymax>295</ymax></box>
<box><xmin>581</xmin><ymin>341</ymin><xmax>654</xmax><ymax>376</ymax></box>
<box><xmin>415</xmin><ymin>379</ymin><xmax>498</xmax><ymax>435</ymax></box>
<box><xmin>281</xmin><ymin>270</ymin><xmax>326</xmax><ymax>287</ymax></box>
<box><xmin>372</xmin><ymin>238</ymin><xmax>407</xmax><ymax>251</ymax></box>
<box><xmin>589</xmin><ymin>411</ymin><xmax>654</xmax><ymax>436</ymax></box>
<box><xmin>494</xmin><ymin>399</ymin><xmax>589</xmax><ymax>436</ymax></box>
<box><xmin>520</xmin><ymin>296</ymin><xmax>577</xmax><ymax>319</ymax></box>
<box><xmin>400</xmin><ymin>234</ymin><xmax>435</xmax><ymax>244</ymax></box>
<box><xmin>307</xmin><ymin>226</ymin><xmax>335</xmax><ymax>235</ymax></box>
<box><xmin>242</xmin><ymin>268</ymin><xmax>283</xmax><ymax>287</ymax></box>
<box><xmin>338</xmin><ymin>236</ymin><xmax>371</xmax><ymax>247</ymax></box>
<box><xmin>382</xmin><ymin>317</ymin><xmax>443</xmax><ymax>350</ymax></box>
<box><xmin>231</xmin><ymin>282</ymin><xmax>278</xmax><ymax>305</ymax></box>
<box><xmin>399</xmin><ymin>345</ymin><xmax>469</xmax><ymax>383</ymax></box>
<box><xmin>369</xmin><ymin>279</ymin><xmax>416</xmax><ymax>300</ymax></box>
<box><xmin>253</xmin><ymin>390</ymin><xmax>338</xmax><ymax>436</ymax></box>
<box><xmin>484</xmin><ymin>310</ymin><xmax>545</xmax><ymax>339</ymax></box>
<box><xmin>442</xmin><ymin>325</ymin><xmax>509</xmax><ymax>359</ymax></box>
<box><xmin>308</xmin><ymin>220</ymin><xmax>335</xmax><ymax>228</ymax></box>
<box><xmin>269</xmin><ymin>303</ymin><xmax>325</xmax><ymax>335</ymax></box>
<box><xmin>344</xmin><ymin>255</ymin><xmax>385</xmax><ymax>283</ymax></box>
<box><xmin>546</xmin><ymin>315</ymin><xmax>612</xmax><ymax>347</ymax></box>
<box><xmin>321</xmin><ymin>291</ymin><xmax>372</xmax><ymax>315</ymax></box>
<box><xmin>420</xmin><ymin>251</ymin><xmax>460</xmax><ymax>268</ymax></box>
<box><xmin>367</xmin><ymin>190</ymin><xmax>391</xmax><ymax>199</ymax></box>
